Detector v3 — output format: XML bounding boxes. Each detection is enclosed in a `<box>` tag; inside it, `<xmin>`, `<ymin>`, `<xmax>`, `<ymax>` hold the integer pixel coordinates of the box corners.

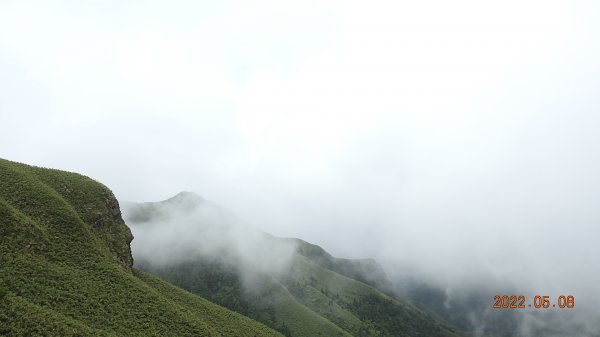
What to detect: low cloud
<box><xmin>2</xmin><ymin>1</ymin><xmax>599</xmax><ymax>336</ymax></box>
<box><xmin>122</xmin><ymin>192</ymin><xmax>298</xmax><ymax>288</ymax></box>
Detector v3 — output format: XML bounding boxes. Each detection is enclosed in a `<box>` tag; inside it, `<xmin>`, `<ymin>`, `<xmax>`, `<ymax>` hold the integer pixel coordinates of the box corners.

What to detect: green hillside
<box><xmin>125</xmin><ymin>193</ymin><xmax>465</xmax><ymax>337</ymax></box>
<box><xmin>285</xmin><ymin>238</ymin><xmax>394</xmax><ymax>294</ymax></box>
<box><xmin>0</xmin><ymin>158</ymin><xmax>283</xmax><ymax>337</ymax></box>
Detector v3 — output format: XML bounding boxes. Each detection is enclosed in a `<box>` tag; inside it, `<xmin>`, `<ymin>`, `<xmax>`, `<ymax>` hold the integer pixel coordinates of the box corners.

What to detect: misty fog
<box><xmin>122</xmin><ymin>192</ymin><xmax>298</xmax><ymax>286</ymax></box>
<box><xmin>2</xmin><ymin>1</ymin><xmax>599</xmax><ymax>336</ymax></box>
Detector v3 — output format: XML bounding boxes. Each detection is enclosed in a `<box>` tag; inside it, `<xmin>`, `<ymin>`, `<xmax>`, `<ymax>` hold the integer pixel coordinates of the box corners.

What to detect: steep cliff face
<box><xmin>0</xmin><ymin>158</ymin><xmax>134</xmax><ymax>270</ymax></box>
<box><xmin>40</xmin><ymin>171</ymin><xmax>135</xmax><ymax>270</ymax></box>
<box><xmin>0</xmin><ymin>158</ymin><xmax>283</xmax><ymax>337</ymax></box>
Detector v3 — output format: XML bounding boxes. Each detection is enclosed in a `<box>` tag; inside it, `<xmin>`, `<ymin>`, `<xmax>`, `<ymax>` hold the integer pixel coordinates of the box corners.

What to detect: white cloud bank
<box><xmin>1</xmin><ymin>1</ymin><xmax>600</xmax><ymax>335</ymax></box>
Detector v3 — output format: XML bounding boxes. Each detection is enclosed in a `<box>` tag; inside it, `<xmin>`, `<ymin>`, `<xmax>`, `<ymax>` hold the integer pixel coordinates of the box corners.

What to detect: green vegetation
<box><xmin>129</xmin><ymin>194</ymin><xmax>465</xmax><ymax>337</ymax></box>
<box><xmin>0</xmin><ymin>285</ymin><xmax>8</xmax><ymax>300</ymax></box>
<box><xmin>0</xmin><ymin>158</ymin><xmax>283</xmax><ymax>337</ymax></box>
<box><xmin>136</xmin><ymin>259</ymin><xmax>352</xmax><ymax>337</ymax></box>
<box><xmin>287</xmin><ymin>238</ymin><xmax>394</xmax><ymax>293</ymax></box>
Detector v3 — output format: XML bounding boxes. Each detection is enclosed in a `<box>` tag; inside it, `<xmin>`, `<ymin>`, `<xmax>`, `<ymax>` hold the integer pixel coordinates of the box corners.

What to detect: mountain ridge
<box><xmin>125</xmin><ymin>191</ymin><xmax>465</xmax><ymax>337</ymax></box>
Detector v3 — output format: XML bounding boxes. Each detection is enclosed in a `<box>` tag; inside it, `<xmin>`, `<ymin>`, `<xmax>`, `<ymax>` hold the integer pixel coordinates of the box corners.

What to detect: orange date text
<box><xmin>492</xmin><ymin>295</ymin><xmax>574</xmax><ymax>309</ymax></box>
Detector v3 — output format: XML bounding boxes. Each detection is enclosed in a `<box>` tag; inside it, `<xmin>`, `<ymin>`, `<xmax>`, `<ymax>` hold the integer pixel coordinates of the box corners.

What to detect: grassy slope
<box><xmin>0</xmin><ymin>158</ymin><xmax>282</xmax><ymax>337</ymax></box>
<box><xmin>286</xmin><ymin>238</ymin><xmax>394</xmax><ymax>293</ymax></box>
<box><xmin>266</xmin><ymin>280</ymin><xmax>351</xmax><ymax>337</ymax></box>
<box><xmin>136</xmin><ymin>259</ymin><xmax>352</xmax><ymax>337</ymax></box>
<box><xmin>286</xmin><ymin>255</ymin><xmax>462</xmax><ymax>337</ymax></box>
<box><xmin>139</xmin><ymin>242</ymin><xmax>463</xmax><ymax>337</ymax></box>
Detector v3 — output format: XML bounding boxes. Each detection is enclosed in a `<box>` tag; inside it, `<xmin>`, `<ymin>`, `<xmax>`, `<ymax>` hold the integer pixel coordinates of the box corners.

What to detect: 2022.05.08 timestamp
<box><xmin>493</xmin><ymin>295</ymin><xmax>575</xmax><ymax>309</ymax></box>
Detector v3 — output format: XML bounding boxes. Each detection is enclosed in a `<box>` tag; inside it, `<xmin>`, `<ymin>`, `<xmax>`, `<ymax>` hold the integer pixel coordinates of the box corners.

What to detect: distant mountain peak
<box><xmin>165</xmin><ymin>191</ymin><xmax>205</xmax><ymax>208</ymax></box>
<box><xmin>169</xmin><ymin>191</ymin><xmax>204</xmax><ymax>201</ymax></box>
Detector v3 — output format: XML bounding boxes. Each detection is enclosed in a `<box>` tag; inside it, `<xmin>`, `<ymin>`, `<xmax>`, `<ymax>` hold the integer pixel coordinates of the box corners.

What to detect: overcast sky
<box><xmin>1</xmin><ymin>0</ymin><xmax>600</xmax><ymax>323</ymax></box>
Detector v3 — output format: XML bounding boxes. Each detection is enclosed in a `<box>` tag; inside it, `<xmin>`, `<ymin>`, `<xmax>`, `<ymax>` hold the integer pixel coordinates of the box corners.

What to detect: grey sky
<box><xmin>1</xmin><ymin>1</ymin><xmax>600</xmax><ymax>333</ymax></box>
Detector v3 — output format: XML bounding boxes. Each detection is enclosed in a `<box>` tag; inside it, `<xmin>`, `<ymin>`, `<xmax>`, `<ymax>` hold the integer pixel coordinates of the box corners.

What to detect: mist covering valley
<box><xmin>123</xmin><ymin>190</ymin><xmax>599</xmax><ymax>337</ymax></box>
<box><xmin>2</xmin><ymin>0</ymin><xmax>600</xmax><ymax>336</ymax></box>
<box><xmin>122</xmin><ymin>192</ymin><xmax>462</xmax><ymax>337</ymax></box>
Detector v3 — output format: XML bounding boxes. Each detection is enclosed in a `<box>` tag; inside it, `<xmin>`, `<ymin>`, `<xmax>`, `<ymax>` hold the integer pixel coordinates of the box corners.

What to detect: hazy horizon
<box><xmin>2</xmin><ymin>1</ymin><xmax>600</xmax><ymax>336</ymax></box>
